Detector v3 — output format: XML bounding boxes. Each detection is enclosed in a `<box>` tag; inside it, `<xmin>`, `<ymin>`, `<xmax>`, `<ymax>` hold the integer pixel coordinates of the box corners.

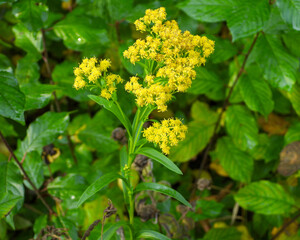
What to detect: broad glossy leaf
<box><xmin>12</xmin><ymin>0</ymin><xmax>48</xmax><ymax>32</ymax></box>
<box><xmin>48</xmin><ymin>174</ymin><xmax>87</xmax><ymax>209</ymax></box>
<box><xmin>234</xmin><ymin>181</ymin><xmax>295</xmax><ymax>214</ymax></box>
<box><xmin>53</xmin><ymin>9</ymin><xmax>109</xmax><ymax>54</ymax></box>
<box><xmin>239</xmin><ymin>73</ymin><xmax>274</xmax><ymax>117</ymax></box>
<box><xmin>23</xmin><ymin>151</ymin><xmax>44</xmax><ymax>190</ymax></box>
<box><xmin>89</xmin><ymin>95</ymin><xmax>132</xmax><ymax>135</ymax></box>
<box><xmin>12</xmin><ymin>23</ymin><xmax>42</xmax><ymax>61</ymax></box>
<box><xmin>178</xmin><ymin>0</ymin><xmax>233</xmax><ymax>22</ymax></box>
<box><xmin>0</xmin><ymin>194</ymin><xmax>22</xmax><ymax>219</ymax></box>
<box><xmin>277</xmin><ymin>0</ymin><xmax>300</xmax><ymax>30</ymax></box>
<box><xmin>136</xmin><ymin>147</ymin><xmax>182</xmax><ymax>175</ymax></box>
<box><xmin>19</xmin><ymin>112</ymin><xmax>69</xmax><ymax>155</ymax></box>
<box><xmin>216</xmin><ymin>137</ymin><xmax>253</xmax><ymax>183</ymax></box>
<box><xmin>225</xmin><ymin>105</ymin><xmax>259</xmax><ymax>151</ymax></box>
<box><xmin>0</xmin><ymin>71</ymin><xmax>25</xmax><ymax>123</ymax></box>
<box><xmin>203</xmin><ymin>227</ymin><xmax>241</xmax><ymax>240</ymax></box>
<box><xmin>251</xmin><ymin>34</ymin><xmax>299</xmax><ymax>91</ymax></box>
<box><xmin>135</xmin><ymin>230</ymin><xmax>171</xmax><ymax>240</ymax></box>
<box><xmin>134</xmin><ymin>182</ymin><xmax>191</xmax><ymax>208</ymax></box>
<box><xmin>285</xmin><ymin>122</ymin><xmax>300</xmax><ymax>144</ymax></box>
<box><xmin>226</xmin><ymin>0</ymin><xmax>270</xmax><ymax>41</ymax></box>
<box><xmin>170</xmin><ymin>121</ymin><xmax>214</xmax><ymax>162</ymax></box>
<box><xmin>290</xmin><ymin>83</ymin><xmax>300</xmax><ymax>116</ymax></box>
<box><xmin>77</xmin><ymin>173</ymin><xmax>127</xmax><ymax>207</ymax></box>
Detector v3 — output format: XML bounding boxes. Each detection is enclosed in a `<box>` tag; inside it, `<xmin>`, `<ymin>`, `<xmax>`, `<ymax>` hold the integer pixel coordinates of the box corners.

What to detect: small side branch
<box><xmin>0</xmin><ymin>131</ymin><xmax>53</xmax><ymax>215</ymax></box>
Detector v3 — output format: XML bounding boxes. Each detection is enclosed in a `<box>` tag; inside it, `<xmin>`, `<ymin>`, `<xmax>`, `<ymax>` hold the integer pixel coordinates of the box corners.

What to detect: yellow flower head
<box><xmin>73</xmin><ymin>57</ymin><xmax>122</xmax><ymax>100</ymax></box>
<box><xmin>143</xmin><ymin>118</ymin><xmax>187</xmax><ymax>154</ymax></box>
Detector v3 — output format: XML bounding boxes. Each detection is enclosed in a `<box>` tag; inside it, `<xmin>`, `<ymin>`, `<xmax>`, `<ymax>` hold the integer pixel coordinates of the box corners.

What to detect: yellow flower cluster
<box><xmin>125</xmin><ymin>75</ymin><xmax>172</xmax><ymax>112</ymax></box>
<box><xmin>73</xmin><ymin>58</ymin><xmax>123</xmax><ymax>100</ymax></box>
<box><xmin>143</xmin><ymin>118</ymin><xmax>187</xmax><ymax>155</ymax></box>
<box><xmin>123</xmin><ymin>7</ymin><xmax>214</xmax><ymax>111</ymax></box>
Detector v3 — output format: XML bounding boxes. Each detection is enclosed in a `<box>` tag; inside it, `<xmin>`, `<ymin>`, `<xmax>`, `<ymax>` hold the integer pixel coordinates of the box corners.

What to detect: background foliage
<box><xmin>0</xmin><ymin>0</ymin><xmax>300</xmax><ymax>239</ymax></box>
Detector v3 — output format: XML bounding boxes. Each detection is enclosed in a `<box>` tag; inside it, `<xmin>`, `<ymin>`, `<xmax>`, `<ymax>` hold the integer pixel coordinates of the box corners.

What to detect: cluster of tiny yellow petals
<box><xmin>124</xmin><ymin>7</ymin><xmax>214</xmax><ymax>111</ymax></box>
<box><xmin>73</xmin><ymin>58</ymin><xmax>123</xmax><ymax>100</ymax></box>
<box><xmin>143</xmin><ymin>118</ymin><xmax>187</xmax><ymax>155</ymax></box>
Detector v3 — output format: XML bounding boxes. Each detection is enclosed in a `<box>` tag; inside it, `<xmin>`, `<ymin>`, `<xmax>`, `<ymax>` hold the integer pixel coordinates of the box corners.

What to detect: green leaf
<box><xmin>48</xmin><ymin>174</ymin><xmax>87</xmax><ymax>209</ymax></box>
<box><xmin>170</xmin><ymin>121</ymin><xmax>214</xmax><ymax>162</ymax></box>
<box><xmin>52</xmin><ymin>60</ymin><xmax>89</xmax><ymax>101</ymax></box>
<box><xmin>0</xmin><ymin>194</ymin><xmax>22</xmax><ymax>219</ymax></box>
<box><xmin>12</xmin><ymin>0</ymin><xmax>48</xmax><ymax>32</ymax></box>
<box><xmin>178</xmin><ymin>0</ymin><xmax>233</xmax><ymax>22</ymax></box>
<box><xmin>15</xmin><ymin>55</ymin><xmax>40</xmax><ymax>85</ymax></box>
<box><xmin>283</xmin><ymin>31</ymin><xmax>300</xmax><ymax>57</ymax></box>
<box><xmin>289</xmin><ymin>83</ymin><xmax>300</xmax><ymax>116</ymax></box>
<box><xmin>33</xmin><ymin>215</ymin><xmax>47</xmax><ymax>238</ymax></box>
<box><xmin>0</xmin><ymin>117</ymin><xmax>17</xmax><ymax>137</ymax></box>
<box><xmin>134</xmin><ymin>182</ymin><xmax>191</xmax><ymax>208</ymax></box>
<box><xmin>53</xmin><ymin>9</ymin><xmax>109</xmax><ymax>54</ymax></box>
<box><xmin>276</xmin><ymin>0</ymin><xmax>300</xmax><ymax>30</ymax></box>
<box><xmin>239</xmin><ymin>72</ymin><xmax>274</xmax><ymax>117</ymax></box>
<box><xmin>210</xmin><ymin>36</ymin><xmax>238</xmax><ymax>63</ymax></box>
<box><xmin>234</xmin><ymin>181</ymin><xmax>295</xmax><ymax>215</ymax></box>
<box><xmin>285</xmin><ymin>122</ymin><xmax>300</xmax><ymax>144</ymax></box>
<box><xmin>225</xmin><ymin>105</ymin><xmax>259</xmax><ymax>151</ymax></box>
<box><xmin>188</xmin><ymin>67</ymin><xmax>224</xmax><ymax>99</ymax></box>
<box><xmin>272</xmin><ymin>88</ymin><xmax>292</xmax><ymax>114</ymax></box>
<box><xmin>251</xmin><ymin>34</ymin><xmax>299</xmax><ymax>91</ymax></box>
<box><xmin>102</xmin><ymin>221</ymin><xmax>130</xmax><ymax>240</ymax></box>
<box><xmin>0</xmin><ymin>71</ymin><xmax>25</xmax><ymax>123</ymax></box>
<box><xmin>187</xmin><ymin>199</ymin><xmax>224</xmax><ymax>221</ymax></box>
<box><xmin>88</xmin><ymin>95</ymin><xmax>132</xmax><ymax>135</ymax></box>
<box><xmin>20</xmin><ymin>84</ymin><xmax>58</xmax><ymax>111</ymax></box>
<box><xmin>135</xmin><ymin>230</ymin><xmax>171</xmax><ymax>240</ymax></box>
<box><xmin>135</xmin><ymin>147</ymin><xmax>182</xmax><ymax>175</ymax></box>
<box><xmin>78</xmin><ymin>110</ymin><xmax>119</xmax><ymax>153</ymax></box>
<box><xmin>22</xmin><ymin>151</ymin><xmax>44</xmax><ymax>190</ymax></box>
<box><xmin>226</xmin><ymin>0</ymin><xmax>270</xmax><ymax>41</ymax></box>
<box><xmin>203</xmin><ymin>227</ymin><xmax>241</xmax><ymax>240</ymax></box>
<box><xmin>19</xmin><ymin>112</ymin><xmax>69</xmax><ymax>155</ymax></box>
<box><xmin>77</xmin><ymin>173</ymin><xmax>127</xmax><ymax>207</ymax></box>
<box><xmin>190</xmin><ymin>101</ymin><xmax>218</xmax><ymax>124</ymax></box>
<box><xmin>12</xmin><ymin>23</ymin><xmax>42</xmax><ymax>61</ymax></box>
<box><xmin>0</xmin><ymin>54</ymin><xmax>13</xmax><ymax>73</ymax></box>
<box><xmin>106</xmin><ymin>0</ymin><xmax>133</xmax><ymax>21</ymax></box>
<box><xmin>216</xmin><ymin>136</ymin><xmax>253</xmax><ymax>183</ymax></box>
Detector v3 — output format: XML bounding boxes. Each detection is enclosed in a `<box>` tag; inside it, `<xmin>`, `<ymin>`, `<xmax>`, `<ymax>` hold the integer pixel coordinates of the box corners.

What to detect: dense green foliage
<box><xmin>1</xmin><ymin>0</ymin><xmax>300</xmax><ymax>239</ymax></box>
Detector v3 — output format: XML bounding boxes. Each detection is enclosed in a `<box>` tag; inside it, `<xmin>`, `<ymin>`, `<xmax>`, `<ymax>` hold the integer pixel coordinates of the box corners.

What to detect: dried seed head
<box><xmin>135</xmin><ymin>198</ymin><xmax>157</xmax><ymax>222</ymax></box>
<box><xmin>134</xmin><ymin>154</ymin><xmax>149</xmax><ymax>172</ymax></box>
<box><xmin>111</xmin><ymin>127</ymin><xmax>127</xmax><ymax>145</ymax></box>
<box><xmin>197</xmin><ymin>178</ymin><xmax>212</xmax><ymax>191</ymax></box>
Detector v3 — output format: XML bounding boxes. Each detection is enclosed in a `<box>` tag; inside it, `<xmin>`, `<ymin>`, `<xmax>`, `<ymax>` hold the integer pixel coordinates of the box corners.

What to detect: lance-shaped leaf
<box><xmin>101</xmin><ymin>221</ymin><xmax>132</xmax><ymax>240</ymax></box>
<box><xmin>136</xmin><ymin>147</ymin><xmax>182</xmax><ymax>175</ymax></box>
<box><xmin>89</xmin><ymin>95</ymin><xmax>132</xmax><ymax>136</ymax></box>
<box><xmin>134</xmin><ymin>182</ymin><xmax>191</xmax><ymax>208</ymax></box>
<box><xmin>234</xmin><ymin>180</ymin><xmax>295</xmax><ymax>215</ymax></box>
<box><xmin>77</xmin><ymin>173</ymin><xmax>128</xmax><ymax>207</ymax></box>
<box><xmin>135</xmin><ymin>230</ymin><xmax>171</xmax><ymax>240</ymax></box>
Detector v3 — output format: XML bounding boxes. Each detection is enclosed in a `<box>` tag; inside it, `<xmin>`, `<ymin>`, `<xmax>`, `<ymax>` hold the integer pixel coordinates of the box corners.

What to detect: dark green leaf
<box><xmin>178</xmin><ymin>0</ymin><xmax>233</xmax><ymax>22</ymax></box>
<box><xmin>18</xmin><ymin>112</ymin><xmax>69</xmax><ymax>155</ymax></box>
<box><xmin>12</xmin><ymin>23</ymin><xmax>42</xmax><ymax>61</ymax></box>
<box><xmin>15</xmin><ymin>55</ymin><xmax>40</xmax><ymax>85</ymax></box>
<box><xmin>210</xmin><ymin>37</ymin><xmax>238</xmax><ymax>63</ymax></box>
<box><xmin>33</xmin><ymin>215</ymin><xmax>47</xmax><ymax>237</ymax></box>
<box><xmin>134</xmin><ymin>182</ymin><xmax>191</xmax><ymax>208</ymax></box>
<box><xmin>0</xmin><ymin>194</ymin><xmax>22</xmax><ymax>219</ymax></box>
<box><xmin>77</xmin><ymin>173</ymin><xmax>128</xmax><ymax>207</ymax></box>
<box><xmin>187</xmin><ymin>199</ymin><xmax>224</xmax><ymax>221</ymax></box>
<box><xmin>12</xmin><ymin>0</ymin><xmax>48</xmax><ymax>32</ymax></box>
<box><xmin>203</xmin><ymin>227</ymin><xmax>241</xmax><ymax>240</ymax></box>
<box><xmin>0</xmin><ymin>71</ymin><xmax>25</xmax><ymax>123</ymax></box>
<box><xmin>107</xmin><ymin>0</ymin><xmax>133</xmax><ymax>21</ymax></box>
<box><xmin>276</xmin><ymin>0</ymin><xmax>300</xmax><ymax>30</ymax></box>
<box><xmin>272</xmin><ymin>88</ymin><xmax>292</xmax><ymax>114</ymax></box>
<box><xmin>285</xmin><ymin>122</ymin><xmax>300</xmax><ymax>144</ymax></box>
<box><xmin>136</xmin><ymin>147</ymin><xmax>182</xmax><ymax>175</ymax></box>
<box><xmin>22</xmin><ymin>151</ymin><xmax>44</xmax><ymax>190</ymax></box>
<box><xmin>48</xmin><ymin>174</ymin><xmax>87</xmax><ymax>209</ymax></box>
<box><xmin>251</xmin><ymin>34</ymin><xmax>299</xmax><ymax>91</ymax></box>
<box><xmin>234</xmin><ymin>181</ymin><xmax>295</xmax><ymax>214</ymax></box>
<box><xmin>88</xmin><ymin>95</ymin><xmax>132</xmax><ymax>135</ymax></box>
<box><xmin>0</xmin><ymin>117</ymin><xmax>17</xmax><ymax>137</ymax></box>
<box><xmin>239</xmin><ymin>73</ymin><xmax>274</xmax><ymax>117</ymax></box>
<box><xmin>0</xmin><ymin>54</ymin><xmax>13</xmax><ymax>73</ymax></box>
<box><xmin>225</xmin><ymin>105</ymin><xmax>259</xmax><ymax>151</ymax></box>
<box><xmin>216</xmin><ymin>136</ymin><xmax>253</xmax><ymax>183</ymax></box>
<box><xmin>135</xmin><ymin>230</ymin><xmax>171</xmax><ymax>240</ymax></box>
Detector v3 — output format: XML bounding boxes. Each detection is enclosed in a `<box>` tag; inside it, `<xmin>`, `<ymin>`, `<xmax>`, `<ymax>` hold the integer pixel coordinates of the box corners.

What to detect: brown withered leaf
<box><xmin>258</xmin><ymin>113</ymin><xmax>289</xmax><ymax>135</ymax></box>
<box><xmin>277</xmin><ymin>141</ymin><xmax>300</xmax><ymax>176</ymax></box>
